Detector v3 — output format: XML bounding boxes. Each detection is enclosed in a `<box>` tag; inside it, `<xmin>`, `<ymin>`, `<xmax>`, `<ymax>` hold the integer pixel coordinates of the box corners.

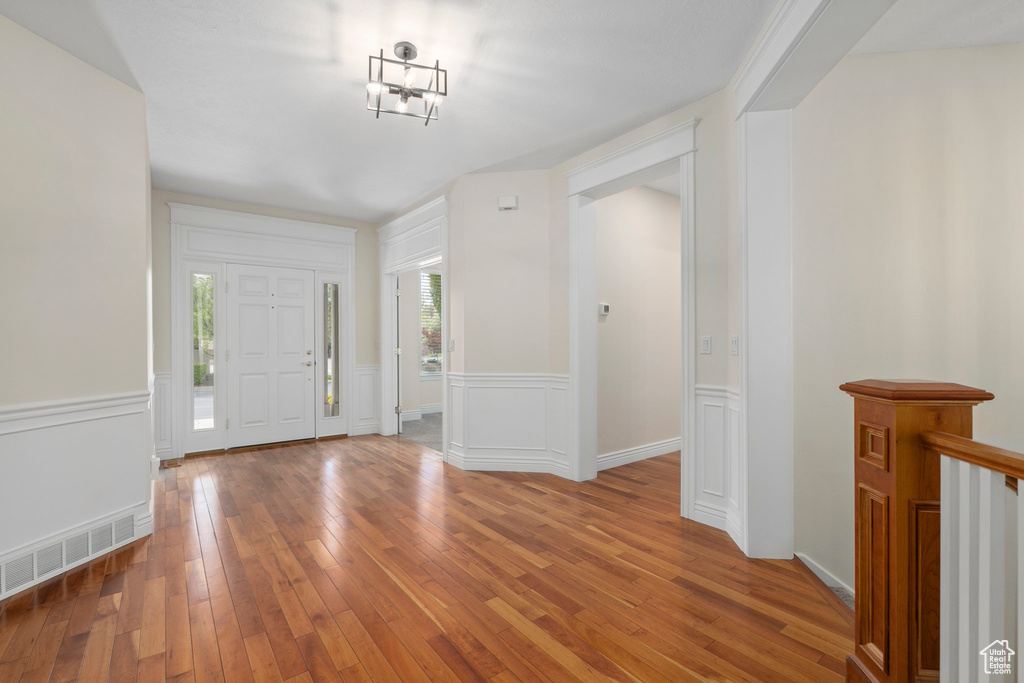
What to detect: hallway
<box><xmin>0</xmin><ymin>437</ymin><xmax>853</xmax><ymax>682</ymax></box>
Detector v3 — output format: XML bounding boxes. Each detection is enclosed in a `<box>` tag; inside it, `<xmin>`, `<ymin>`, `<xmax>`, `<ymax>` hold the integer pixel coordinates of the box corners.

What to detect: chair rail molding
<box><xmin>0</xmin><ymin>390</ymin><xmax>150</xmax><ymax>436</ymax></box>
<box><xmin>377</xmin><ymin>196</ymin><xmax>449</xmax><ymax>463</ymax></box>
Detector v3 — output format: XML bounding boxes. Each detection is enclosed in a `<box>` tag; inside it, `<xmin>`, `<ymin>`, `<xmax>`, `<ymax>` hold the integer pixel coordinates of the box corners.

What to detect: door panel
<box><xmin>278</xmin><ymin>372</ymin><xmax>306</xmax><ymax>423</ymax></box>
<box><xmin>239</xmin><ymin>304</ymin><xmax>269</xmax><ymax>357</ymax></box>
<box><xmin>277</xmin><ymin>306</ymin><xmax>305</xmax><ymax>355</ymax></box>
<box><xmin>227</xmin><ymin>264</ymin><xmax>315</xmax><ymax>448</ymax></box>
<box><xmin>239</xmin><ymin>373</ymin><xmax>270</xmax><ymax>426</ymax></box>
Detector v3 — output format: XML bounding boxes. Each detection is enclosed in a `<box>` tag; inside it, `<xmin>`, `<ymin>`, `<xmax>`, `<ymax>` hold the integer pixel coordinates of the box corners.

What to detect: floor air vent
<box><xmin>66</xmin><ymin>532</ymin><xmax>89</xmax><ymax>564</ymax></box>
<box><xmin>114</xmin><ymin>515</ymin><xmax>134</xmax><ymax>544</ymax></box>
<box><xmin>4</xmin><ymin>555</ymin><xmax>34</xmax><ymax>594</ymax></box>
<box><xmin>37</xmin><ymin>543</ymin><xmax>63</xmax><ymax>577</ymax></box>
<box><xmin>91</xmin><ymin>524</ymin><xmax>113</xmax><ymax>554</ymax></box>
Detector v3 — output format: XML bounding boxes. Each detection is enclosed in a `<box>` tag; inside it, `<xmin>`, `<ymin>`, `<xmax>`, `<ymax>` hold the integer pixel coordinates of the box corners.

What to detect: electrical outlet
<box><xmin>700</xmin><ymin>336</ymin><xmax>712</xmax><ymax>355</ymax></box>
<box><xmin>447</xmin><ymin>339</ymin><xmax>455</xmax><ymax>352</ymax></box>
<box><xmin>730</xmin><ymin>336</ymin><xmax>739</xmax><ymax>356</ymax></box>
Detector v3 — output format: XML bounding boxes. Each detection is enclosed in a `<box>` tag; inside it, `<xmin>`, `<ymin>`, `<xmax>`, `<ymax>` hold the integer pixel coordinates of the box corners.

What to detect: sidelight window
<box><xmin>192</xmin><ymin>272</ymin><xmax>216</xmax><ymax>431</ymax></box>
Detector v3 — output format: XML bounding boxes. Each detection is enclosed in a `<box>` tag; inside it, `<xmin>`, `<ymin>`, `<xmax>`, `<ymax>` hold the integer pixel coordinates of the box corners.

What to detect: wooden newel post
<box><xmin>840</xmin><ymin>380</ymin><xmax>994</xmax><ymax>683</ymax></box>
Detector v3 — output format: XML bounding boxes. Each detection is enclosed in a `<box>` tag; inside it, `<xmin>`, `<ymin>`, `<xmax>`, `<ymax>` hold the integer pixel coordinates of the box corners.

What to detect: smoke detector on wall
<box><xmin>498</xmin><ymin>196</ymin><xmax>518</xmax><ymax>211</ymax></box>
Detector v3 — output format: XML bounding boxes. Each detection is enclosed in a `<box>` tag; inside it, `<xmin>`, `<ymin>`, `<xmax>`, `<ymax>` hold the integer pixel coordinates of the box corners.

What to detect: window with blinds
<box><xmin>420</xmin><ymin>271</ymin><xmax>442</xmax><ymax>374</ymax></box>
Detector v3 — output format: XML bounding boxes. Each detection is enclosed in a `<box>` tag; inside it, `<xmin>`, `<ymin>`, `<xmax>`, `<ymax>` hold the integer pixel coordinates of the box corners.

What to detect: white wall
<box><xmin>449</xmin><ymin>170</ymin><xmax>552</xmax><ymax>374</ymax></box>
<box><xmin>551</xmin><ymin>88</ymin><xmax>738</xmax><ymax>388</ymax></box>
<box><xmin>792</xmin><ymin>43</ymin><xmax>1024</xmax><ymax>588</ymax></box>
<box><xmin>596</xmin><ymin>186</ymin><xmax>682</xmax><ymax>456</ymax></box>
<box><xmin>151</xmin><ymin>189</ymin><xmax>379</xmax><ymax>374</ymax></box>
<box><xmin>0</xmin><ymin>15</ymin><xmax>153</xmax><ymax>586</ymax></box>
<box><xmin>0</xmin><ymin>14</ymin><xmax>150</xmax><ymax>406</ymax></box>
<box><xmin>420</xmin><ymin>376</ymin><xmax>442</xmax><ymax>409</ymax></box>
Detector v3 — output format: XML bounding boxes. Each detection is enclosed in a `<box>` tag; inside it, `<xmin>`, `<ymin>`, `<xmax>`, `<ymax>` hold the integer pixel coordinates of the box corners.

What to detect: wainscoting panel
<box><xmin>727</xmin><ymin>399</ymin><xmax>743</xmax><ymax>542</ymax></box>
<box><xmin>153</xmin><ymin>373</ymin><xmax>172</xmax><ymax>459</ymax></box>
<box><xmin>447</xmin><ymin>374</ymin><xmax>569</xmax><ymax>477</ymax></box>
<box><xmin>352</xmin><ymin>365</ymin><xmax>381</xmax><ymax>436</ymax></box>
<box><xmin>693</xmin><ymin>386</ymin><xmax>742</xmax><ymax>532</ymax></box>
<box><xmin>0</xmin><ymin>391</ymin><xmax>154</xmax><ymax>600</ymax></box>
<box><xmin>466</xmin><ymin>385</ymin><xmax>547</xmax><ymax>451</ymax></box>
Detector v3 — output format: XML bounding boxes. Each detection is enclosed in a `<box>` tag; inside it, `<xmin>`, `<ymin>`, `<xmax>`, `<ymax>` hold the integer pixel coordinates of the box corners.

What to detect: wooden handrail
<box><xmin>922</xmin><ymin>431</ymin><xmax>1024</xmax><ymax>480</ymax></box>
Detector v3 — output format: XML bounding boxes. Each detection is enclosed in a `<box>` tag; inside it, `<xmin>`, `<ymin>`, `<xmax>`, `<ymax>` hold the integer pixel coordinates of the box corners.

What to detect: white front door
<box><xmin>226</xmin><ymin>264</ymin><xmax>315</xmax><ymax>448</ymax></box>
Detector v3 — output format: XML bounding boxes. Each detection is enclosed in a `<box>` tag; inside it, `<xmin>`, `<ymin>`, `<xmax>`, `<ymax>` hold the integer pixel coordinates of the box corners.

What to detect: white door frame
<box><xmin>377</xmin><ymin>196</ymin><xmax>449</xmax><ymax>461</ymax></box>
<box><xmin>169</xmin><ymin>203</ymin><xmax>357</xmax><ymax>457</ymax></box>
<box><xmin>564</xmin><ymin>121</ymin><xmax>698</xmax><ymax>518</ymax></box>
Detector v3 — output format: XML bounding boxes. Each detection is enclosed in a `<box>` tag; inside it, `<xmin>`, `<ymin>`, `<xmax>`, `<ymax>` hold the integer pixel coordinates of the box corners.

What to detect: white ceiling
<box><xmin>853</xmin><ymin>0</ymin><xmax>1024</xmax><ymax>54</ymax></box>
<box><xmin>4</xmin><ymin>1</ymin><xmax>1021</xmax><ymax>223</ymax></box>
<box><xmin>0</xmin><ymin>0</ymin><xmax>775</xmax><ymax>222</ymax></box>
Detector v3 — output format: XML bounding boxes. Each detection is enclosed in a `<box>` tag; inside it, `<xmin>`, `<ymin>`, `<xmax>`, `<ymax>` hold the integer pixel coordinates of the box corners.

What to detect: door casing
<box><xmin>170</xmin><ymin>203</ymin><xmax>357</xmax><ymax>457</ymax></box>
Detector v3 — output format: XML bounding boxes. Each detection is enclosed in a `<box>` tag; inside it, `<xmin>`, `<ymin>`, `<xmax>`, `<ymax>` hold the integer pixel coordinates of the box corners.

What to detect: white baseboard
<box><xmin>349</xmin><ymin>424</ymin><xmax>381</xmax><ymax>436</ymax></box>
<box><xmin>401</xmin><ymin>409</ymin><xmax>422</xmax><ymax>423</ymax></box>
<box><xmin>796</xmin><ymin>552</ymin><xmax>854</xmax><ymax>597</ymax></box>
<box><xmin>692</xmin><ymin>501</ymin><xmax>728</xmax><ymax>531</ymax></box>
<box><xmin>447</xmin><ymin>448</ymin><xmax>571</xmax><ymax>478</ymax></box>
<box><xmin>0</xmin><ymin>500</ymin><xmax>152</xmax><ymax>599</ymax></box>
<box><xmin>421</xmin><ymin>403</ymin><xmax>442</xmax><ymax>415</ymax></box>
<box><xmin>597</xmin><ymin>437</ymin><xmax>680</xmax><ymax>471</ymax></box>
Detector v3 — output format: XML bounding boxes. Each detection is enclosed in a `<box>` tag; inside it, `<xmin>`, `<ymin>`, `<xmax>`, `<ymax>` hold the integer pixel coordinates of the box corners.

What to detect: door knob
<box><xmin>306</xmin><ymin>350</ymin><xmax>312</xmax><ymax>355</ymax></box>
<box><xmin>303</xmin><ymin>361</ymin><xmax>312</xmax><ymax>367</ymax></box>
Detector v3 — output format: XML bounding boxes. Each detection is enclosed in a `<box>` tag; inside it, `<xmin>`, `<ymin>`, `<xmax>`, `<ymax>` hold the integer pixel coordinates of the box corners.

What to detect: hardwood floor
<box><xmin>0</xmin><ymin>436</ymin><xmax>853</xmax><ymax>682</ymax></box>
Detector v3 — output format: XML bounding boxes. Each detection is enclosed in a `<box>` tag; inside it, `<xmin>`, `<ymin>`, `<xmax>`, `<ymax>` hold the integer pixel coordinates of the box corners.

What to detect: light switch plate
<box><xmin>700</xmin><ymin>336</ymin><xmax>712</xmax><ymax>355</ymax></box>
<box><xmin>730</xmin><ymin>336</ymin><xmax>739</xmax><ymax>356</ymax></box>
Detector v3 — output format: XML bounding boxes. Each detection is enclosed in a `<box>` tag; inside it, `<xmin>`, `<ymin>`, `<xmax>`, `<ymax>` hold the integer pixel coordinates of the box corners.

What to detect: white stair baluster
<box><xmin>960</xmin><ymin>461</ymin><xmax>981</xmax><ymax>683</ymax></box>
<box><xmin>979</xmin><ymin>467</ymin><xmax>1007</xmax><ymax>672</ymax></box>
<box><xmin>941</xmin><ymin>454</ymin><xmax>960</xmax><ymax>682</ymax></box>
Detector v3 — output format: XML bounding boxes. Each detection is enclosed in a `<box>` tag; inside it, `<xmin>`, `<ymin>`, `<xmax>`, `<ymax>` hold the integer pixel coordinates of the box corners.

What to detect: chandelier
<box><xmin>366</xmin><ymin>42</ymin><xmax>447</xmax><ymax>125</ymax></box>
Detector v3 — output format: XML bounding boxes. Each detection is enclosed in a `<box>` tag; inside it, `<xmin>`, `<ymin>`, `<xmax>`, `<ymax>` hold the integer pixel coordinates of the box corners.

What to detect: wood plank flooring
<box><xmin>0</xmin><ymin>436</ymin><xmax>853</xmax><ymax>682</ymax></box>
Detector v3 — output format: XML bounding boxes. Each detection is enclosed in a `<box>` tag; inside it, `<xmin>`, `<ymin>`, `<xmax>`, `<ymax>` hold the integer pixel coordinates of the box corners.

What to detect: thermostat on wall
<box><xmin>598</xmin><ymin>303</ymin><xmax>610</xmax><ymax>316</ymax></box>
<box><xmin>498</xmin><ymin>195</ymin><xmax>518</xmax><ymax>211</ymax></box>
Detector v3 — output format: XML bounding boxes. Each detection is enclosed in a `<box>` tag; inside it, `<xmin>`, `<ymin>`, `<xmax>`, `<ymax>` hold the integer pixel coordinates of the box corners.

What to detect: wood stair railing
<box><xmin>924</xmin><ymin>430</ymin><xmax>1024</xmax><ymax>682</ymax></box>
<box><xmin>840</xmin><ymin>380</ymin><xmax>996</xmax><ymax>683</ymax></box>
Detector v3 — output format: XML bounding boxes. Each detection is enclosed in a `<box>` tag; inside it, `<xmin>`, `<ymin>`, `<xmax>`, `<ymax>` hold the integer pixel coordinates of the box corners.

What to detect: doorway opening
<box><xmin>377</xmin><ymin>195</ymin><xmax>448</xmax><ymax>460</ymax></box>
<box><xmin>594</xmin><ymin>180</ymin><xmax>682</xmax><ymax>477</ymax></box>
<box><xmin>565</xmin><ymin>119</ymin><xmax>696</xmax><ymax>520</ymax></box>
<box><xmin>394</xmin><ymin>267</ymin><xmax>443</xmax><ymax>453</ymax></box>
